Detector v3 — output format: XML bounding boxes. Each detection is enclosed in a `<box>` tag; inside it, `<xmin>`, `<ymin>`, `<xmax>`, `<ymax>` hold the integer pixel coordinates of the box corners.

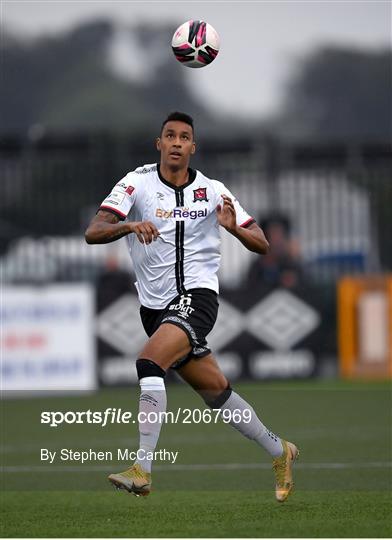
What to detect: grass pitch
<box><xmin>1</xmin><ymin>380</ymin><xmax>391</xmax><ymax>537</ymax></box>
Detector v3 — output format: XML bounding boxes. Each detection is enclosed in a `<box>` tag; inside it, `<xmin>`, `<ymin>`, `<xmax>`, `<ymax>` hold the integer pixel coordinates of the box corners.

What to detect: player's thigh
<box><xmin>177</xmin><ymin>353</ymin><xmax>228</xmax><ymax>400</ymax></box>
<box><xmin>139</xmin><ymin>322</ymin><xmax>192</xmax><ymax>370</ymax></box>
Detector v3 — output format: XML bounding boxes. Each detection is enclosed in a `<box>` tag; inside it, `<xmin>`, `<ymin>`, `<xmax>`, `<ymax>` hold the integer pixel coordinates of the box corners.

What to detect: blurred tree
<box><xmin>1</xmin><ymin>20</ymin><xmax>210</xmax><ymax>135</ymax></box>
<box><xmin>275</xmin><ymin>46</ymin><xmax>392</xmax><ymax>142</ymax></box>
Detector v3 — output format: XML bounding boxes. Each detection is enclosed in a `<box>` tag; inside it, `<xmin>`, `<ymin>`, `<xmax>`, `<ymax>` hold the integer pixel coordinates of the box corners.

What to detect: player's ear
<box><xmin>191</xmin><ymin>141</ymin><xmax>196</xmax><ymax>155</ymax></box>
<box><xmin>156</xmin><ymin>137</ymin><xmax>161</xmax><ymax>151</ymax></box>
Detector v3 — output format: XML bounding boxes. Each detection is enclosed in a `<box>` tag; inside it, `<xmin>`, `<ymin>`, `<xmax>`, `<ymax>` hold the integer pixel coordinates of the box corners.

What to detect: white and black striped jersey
<box><xmin>100</xmin><ymin>163</ymin><xmax>255</xmax><ymax>309</ymax></box>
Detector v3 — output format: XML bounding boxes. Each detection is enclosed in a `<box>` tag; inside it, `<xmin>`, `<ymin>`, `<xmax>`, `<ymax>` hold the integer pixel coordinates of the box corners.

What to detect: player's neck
<box><xmin>159</xmin><ymin>163</ymin><xmax>189</xmax><ymax>187</ymax></box>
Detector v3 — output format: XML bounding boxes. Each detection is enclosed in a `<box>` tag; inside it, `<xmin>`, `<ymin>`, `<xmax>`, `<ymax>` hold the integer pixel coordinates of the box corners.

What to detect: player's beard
<box><xmin>166</xmin><ymin>156</ymin><xmax>188</xmax><ymax>173</ymax></box>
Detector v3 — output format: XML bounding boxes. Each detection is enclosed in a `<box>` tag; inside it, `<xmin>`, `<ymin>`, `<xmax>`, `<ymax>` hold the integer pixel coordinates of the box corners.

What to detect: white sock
<box><xmin>221</xmin><ymin>391</ymin><xmax>283</xmax><ymax>457</ymax></box>
<box><xmin>135</xmin><ymin>376</ymin><xmax>166</xmax><ymax>473</ymax></box>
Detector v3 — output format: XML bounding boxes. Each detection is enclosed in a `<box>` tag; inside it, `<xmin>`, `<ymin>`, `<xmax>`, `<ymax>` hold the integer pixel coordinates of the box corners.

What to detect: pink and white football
<box><xmin>171</xmin><ymin>20</ymin><xmax>220</xmax><ymax>68</ymax></box>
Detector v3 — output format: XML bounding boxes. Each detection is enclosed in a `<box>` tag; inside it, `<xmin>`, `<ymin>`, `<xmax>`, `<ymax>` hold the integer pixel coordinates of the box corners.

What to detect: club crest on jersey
<box><xmin>193</xmin><ymin>187</ymin><xmax>208</xmax><ymax>202</ymax></box>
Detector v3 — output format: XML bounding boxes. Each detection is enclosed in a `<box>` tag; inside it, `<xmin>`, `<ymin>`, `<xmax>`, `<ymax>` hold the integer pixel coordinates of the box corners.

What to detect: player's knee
<box><xmin>136</xmin><ymin>358</ymin><xmax>166</xmax><ymax>380</ymax></box>
<box><xmin>203</xmin><ymin>383</ymin><xmax>232</xmax><ymax>408</ymax></box>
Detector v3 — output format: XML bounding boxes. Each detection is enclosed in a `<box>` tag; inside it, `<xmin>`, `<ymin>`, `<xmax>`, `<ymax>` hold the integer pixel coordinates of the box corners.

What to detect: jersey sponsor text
<box><xmin>155</xmin><ymin>207</ymin><xmax>207</xmax><ymax>220</ymax></box>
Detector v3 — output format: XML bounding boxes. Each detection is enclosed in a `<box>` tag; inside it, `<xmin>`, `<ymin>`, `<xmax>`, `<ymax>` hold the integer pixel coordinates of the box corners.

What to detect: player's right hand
<box><xmin>129</xmin><ymin>221</ymin><xmax>160</xmax><ymax>244</ymax></box>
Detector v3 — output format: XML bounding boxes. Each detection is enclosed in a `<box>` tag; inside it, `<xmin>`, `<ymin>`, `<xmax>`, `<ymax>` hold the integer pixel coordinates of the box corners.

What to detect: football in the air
<box><xmin>171</xmin><ymin>20</ymin><xmax>220</xmax><ymax>68</ymax></box>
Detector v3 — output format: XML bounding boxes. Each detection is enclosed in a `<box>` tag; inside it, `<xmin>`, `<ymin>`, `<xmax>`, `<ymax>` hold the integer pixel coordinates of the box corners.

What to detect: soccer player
<box><xmin>85</xmin><ymin>112</ymin><xmax>299</xmax><ymax>502</ymax></box>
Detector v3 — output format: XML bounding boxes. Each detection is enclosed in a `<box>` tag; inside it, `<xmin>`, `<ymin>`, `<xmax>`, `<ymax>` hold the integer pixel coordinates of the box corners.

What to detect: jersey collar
<box><xmin>157</xmin><ymin>164</ymin><xmax>197</xmax><ymax>192</ymax></box>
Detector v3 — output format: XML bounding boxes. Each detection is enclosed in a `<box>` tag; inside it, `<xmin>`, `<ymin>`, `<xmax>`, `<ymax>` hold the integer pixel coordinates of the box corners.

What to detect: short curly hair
<box><xmin>161</xmin><ymin>111</ymin><xmax>194</xmax><ymax>135</ymax></box>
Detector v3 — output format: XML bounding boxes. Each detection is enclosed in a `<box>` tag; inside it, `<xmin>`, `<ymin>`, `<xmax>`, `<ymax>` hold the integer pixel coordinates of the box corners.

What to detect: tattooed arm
<box><xmin>85</xmin><ymin>210</ymin><xmax>160</xmax><ymax>245</ymax></box>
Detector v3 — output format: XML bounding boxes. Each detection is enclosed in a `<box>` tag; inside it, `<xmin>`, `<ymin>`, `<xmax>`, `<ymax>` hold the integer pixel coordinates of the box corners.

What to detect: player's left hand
<box><xmin>216</xmin><ymin>194</ymin><xmax>237</xmax><ymax>232</ymax></box>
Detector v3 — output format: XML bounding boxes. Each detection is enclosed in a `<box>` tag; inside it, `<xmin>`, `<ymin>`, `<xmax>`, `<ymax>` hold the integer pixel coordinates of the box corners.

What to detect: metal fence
<box><xmin>1</xmin><ymin>134</ymin><xmax>391</xmax><ymax>288</ymax></box>
<box><xmin>2</xmin><ymin>134</ymin><xmax>391</xmax><ymax>384</ymax></box>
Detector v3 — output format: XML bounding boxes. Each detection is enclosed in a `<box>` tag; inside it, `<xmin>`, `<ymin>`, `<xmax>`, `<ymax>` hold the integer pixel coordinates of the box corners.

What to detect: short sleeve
<box><xmin>99</xmin><ymin>173</ymin><xmax>139</xmax><ymax>220</ymax></box>
<box><xmin>212</xmin><ymin>180</ymin><xmax>255</xmax><ymax>228</ymax></box>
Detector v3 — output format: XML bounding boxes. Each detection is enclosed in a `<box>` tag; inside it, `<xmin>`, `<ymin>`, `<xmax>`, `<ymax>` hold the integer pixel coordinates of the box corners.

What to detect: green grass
<box><xmin>1</xmin><ymin>491</ymin><xmax>391</xmax><ymax>538</ymax></box>
<box><xmin>1</xmin><ymin>380</ymin><xmax>391</xmax><ymax>537</ymax></box>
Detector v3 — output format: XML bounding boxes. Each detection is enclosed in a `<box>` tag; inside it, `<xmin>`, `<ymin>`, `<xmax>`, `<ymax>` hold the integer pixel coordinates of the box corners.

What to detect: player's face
<box><xmin>156</xmin><ymin>121</ymin><xmax>196</xmax><ymax>170</ymax></box>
